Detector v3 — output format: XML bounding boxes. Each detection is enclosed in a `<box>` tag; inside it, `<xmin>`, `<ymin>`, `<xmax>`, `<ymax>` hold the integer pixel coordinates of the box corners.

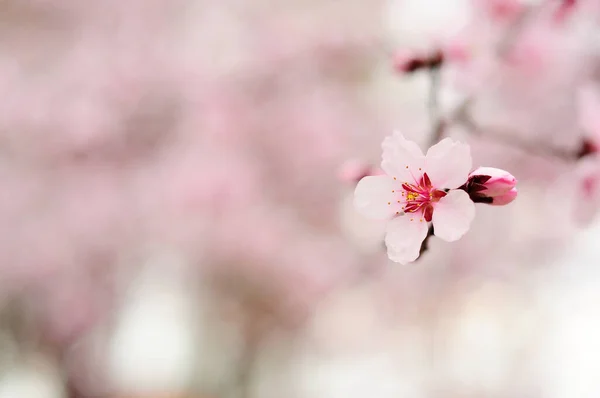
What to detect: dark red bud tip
<box><xmin>393</xmin><ymin>51</ymin><xmax>444</xmax><ymax>74</ymax></box>
<box><xmin>470</xmin><ymin>175</ymin><xmax>493</xmax><ymax>185</ymax></box>
<box><xmin>469</xmin><ymin>184</ymin><xmax>488</xmax><ymax>193</ymax></box>
<box><xmin>577</xmin><ymin>139</ymin><xmax>598</xmax><ymax>159</ymax></box>
<box><xmin>471</xmin><ymin>194</ymin><xmax>494</xmax><ymax>204</ymax></box>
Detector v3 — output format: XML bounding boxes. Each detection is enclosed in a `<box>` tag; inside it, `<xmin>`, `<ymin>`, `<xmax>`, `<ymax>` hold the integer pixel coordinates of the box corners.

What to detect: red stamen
<box><xmin>431</xmin><ymin>190</ymin><xmax>447</xmax><ymax>200</ymax></box>
<box><xmin>421</xmin><ymin>173</ymin><xmax>432</xmax><ymax>189</ymax></box>
<box><xmin>424</xmin><ymin>205</ymin><xmax>434</xmax><ymax>222</ymax></box>
<box><xmin>397</xmin><ymin>173</ymin><xmax>447</xmax><ymax>218</ymax></box>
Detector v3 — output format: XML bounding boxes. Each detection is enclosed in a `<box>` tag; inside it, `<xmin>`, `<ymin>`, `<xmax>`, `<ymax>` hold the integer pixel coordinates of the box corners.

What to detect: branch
<box><xmin>426</xmin><ymin>4</ymin><xmax>541</xmax><ymax>148</ymax></box>
<box><xmin>453</xmin><ymin>103</ymin><xmax>580</xmax><ymax>162</ymax></box>
<box><xmin>427</xmin><ymin>68</ymin><xmax>444</xmax><ymax>146</ymax></box>
<box><xmin>419</xmin><ymin>224</ymin><xmax>435</xmax><ymax>257</ymax></box>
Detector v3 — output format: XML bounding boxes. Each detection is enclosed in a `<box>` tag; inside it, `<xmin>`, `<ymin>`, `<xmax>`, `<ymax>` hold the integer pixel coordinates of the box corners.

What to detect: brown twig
<box><xmin>424</xmin><ymin>1</ymin><xmax>580</xmax><ymax>164</ymax></box>
<box><xmin>427</xmin><ymin>68</ymin><xmax>444</xmax><ymax>146</ymax></box>
<box><xmin>453</xmin><ymin>102</ymin><xmax>580</xmax><ymax>162</ymax></box>
<box><xmin>419</xmin><ymin>225</ymin><xmax>435</xmax><ymax>257</ymax></box>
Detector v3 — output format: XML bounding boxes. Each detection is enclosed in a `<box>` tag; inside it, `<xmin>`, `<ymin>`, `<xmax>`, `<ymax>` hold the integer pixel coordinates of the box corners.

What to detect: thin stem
<box><xmin>419</xmin><ymin>224</ymin><xmax>435</xmax><ymax>257</ymax></box>
<box><xmin>427</xmin><ymin>4</ymin><xmax>540</xmax><ymax>148</ymax></box>
<box><xmin>428</xmin><ymin>68</ymin><xmax>444</xmax><ymax>146</ymax></box>
<box><xmin>428</xmin><ymin>70</ymin><xmax>439</xmax><ymax>124</ymax></box>
<box><xmin>453</xmin><ymin>103</ymin><xmax>579</xmax><ymax>162</ymax></box>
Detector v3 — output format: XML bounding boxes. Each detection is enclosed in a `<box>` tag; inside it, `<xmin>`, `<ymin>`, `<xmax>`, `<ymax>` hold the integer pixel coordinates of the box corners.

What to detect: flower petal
<box><xmin>353</xmin><ymin>176</ymin><xmax>399</xmax><ymax>220</ymax></box>
<box><xmin>432</xmin><ymin>189</ymin><xmax>475</xmax><ymax>242</ymax></box>
<box><xmin>384</xmin><ymin>215</ymin><xmax>429</xmax><ymax>264</ymax></box>
<box><xmin>425</xmin><ymin>137</ymin><xmax>472</xmax><ymax>189</ymax></box>
<box><xmin>381</xmin><ymin>131</ymin><xmax>426</xmax><ymax>184</ymax></box>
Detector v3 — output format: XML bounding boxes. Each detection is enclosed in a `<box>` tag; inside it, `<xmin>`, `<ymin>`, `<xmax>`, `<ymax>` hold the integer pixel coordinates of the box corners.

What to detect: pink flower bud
<box><xmin>469</xmin><ymin>167</ymin><xmax>517</xmax><ymax>196</ymax></box>
<box><xmin>491</xmin><ymin>187</ymin><xmax>518</xmax><ymax>206</ymax></box>
<box><xmin>392</xmin><ymin>49</ymin><xmax>443</xmax><ymax>74</ymax></box>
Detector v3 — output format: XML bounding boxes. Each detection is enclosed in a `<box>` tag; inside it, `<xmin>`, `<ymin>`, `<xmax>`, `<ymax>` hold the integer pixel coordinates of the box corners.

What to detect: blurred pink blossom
<box><xmin>577</xmin><ymin>83</ymin><xmax>600</xmax><ymax>146</ymax></box>
<box><xmin>550</xmin><ymin>156</ymin><xmax>600</xmax><ymax>226</ymax></box>
<box><xmin>474</xmin><ymin>0</ymin><xmax>525</xmax><ymax>23</ymax></box>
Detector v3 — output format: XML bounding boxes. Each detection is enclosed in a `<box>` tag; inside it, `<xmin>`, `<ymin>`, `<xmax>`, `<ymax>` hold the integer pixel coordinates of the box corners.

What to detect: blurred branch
<box><xmin>427</xmin><ymin>3</ymin><xmax>542</xmax><ymax>147</ymax></box>
<box><xmin>427</xmin><ymin>2</ymin><xmax>582</xmax><ymax>163</ymax></box>
<box><xmin>428</xmin><ymin>68</ymin><xmax>444</xmax><ymax>146</ymax></box>
<box><xmin>419</xmin><ymin>224</ymin><xmax>435</xmax><ymax>257</ymax></box>
<box><xmin>234</xmin><ymin>330</ymin><xmax>260</xmax><ymax>398</ymax></box>
<box><xmin>453</xmin><ymin>102</ymin><xmax>581</xmax><ymax>162</ymax></box>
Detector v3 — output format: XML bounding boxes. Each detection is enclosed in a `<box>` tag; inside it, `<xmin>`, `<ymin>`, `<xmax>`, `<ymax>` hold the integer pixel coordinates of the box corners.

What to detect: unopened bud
<box><xmin>470</xmin><ymin>167</ymin><xmax>517</xmax><ymax>196</ymax></box>
<box><xmin>461</xmin><ymin>167</ymin><xmax>518</xmax><ymax>206</ymax></box>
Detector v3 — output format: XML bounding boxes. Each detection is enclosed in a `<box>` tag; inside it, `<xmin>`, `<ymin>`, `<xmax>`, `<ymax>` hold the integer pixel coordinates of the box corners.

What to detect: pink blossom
<box><xmin>473</xmin><ymin>0</ymin><xmax>525</xmax><ymax>23</ymax></box>
<box><xmin>553</xmin><ymin>0</ymin><xmax>578</xmax><ymax>23</ymax></box>
<box><xmin>353</xmin><ymin>132</ymin><xmax>475</xmax><ymax>264</ymax></box>
<box><xmin>549</xmin><ymin>156</ymin><xmax>600</xmax><ymax>226</ymax></box>
<box><xmin>574</xmin><ymin>84</ymin><xmax>600</xmax><ymax>157</ymax></box>
<box><xmin>577</xmin><ymin>84</ymin><xmax>600</xmax><ymax>142</ymax></box>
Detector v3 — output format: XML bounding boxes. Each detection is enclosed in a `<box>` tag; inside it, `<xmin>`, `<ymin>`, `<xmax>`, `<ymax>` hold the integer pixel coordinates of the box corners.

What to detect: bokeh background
<box><xmin>0</xmin><ymin>0</ymin><xmax>600</xmax><ymax>397</ymax></box>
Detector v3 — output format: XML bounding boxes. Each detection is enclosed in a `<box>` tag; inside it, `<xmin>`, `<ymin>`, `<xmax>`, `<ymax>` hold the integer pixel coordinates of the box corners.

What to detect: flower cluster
<box><xmin>354</xmin><ymin>132</ymin><xmax>517</xmax><ymax>264</ymax></box>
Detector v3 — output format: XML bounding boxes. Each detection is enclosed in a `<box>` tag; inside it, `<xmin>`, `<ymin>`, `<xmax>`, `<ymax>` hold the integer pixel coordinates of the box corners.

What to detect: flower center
<box><xmin>406</xmin><ymin>191</ymin><xmax>419</xmax><ymax>201</ymax></box>
<box><xmin>394</xmin><ymin>172</ymin><xmax>446</xmax><ymax>222</ymax></box>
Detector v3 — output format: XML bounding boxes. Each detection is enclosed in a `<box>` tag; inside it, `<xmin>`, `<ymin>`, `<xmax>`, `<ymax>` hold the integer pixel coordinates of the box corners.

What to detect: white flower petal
<box><xmin>384</xmin><ymin>215</ymin><xmax>429</xmax><ymax>264</ymax></box>
<box><xmin>425</xmin><ymin>137</ymin><xmax>471</xmax><ymax>189</ymax></box>
<box><xmin>381</xmin><ymin>131</ymin><xmax>425</xmax><ymax>184</ymax></box>
<box><xmin>432</xmin><ymin>190</ymin><xmax>475</xmax><ymax>242</ymax></box>
<box><xmin>353</xmin><ymin>176</ymin><xmax>399</xmax><ymax>220</ymax></box>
